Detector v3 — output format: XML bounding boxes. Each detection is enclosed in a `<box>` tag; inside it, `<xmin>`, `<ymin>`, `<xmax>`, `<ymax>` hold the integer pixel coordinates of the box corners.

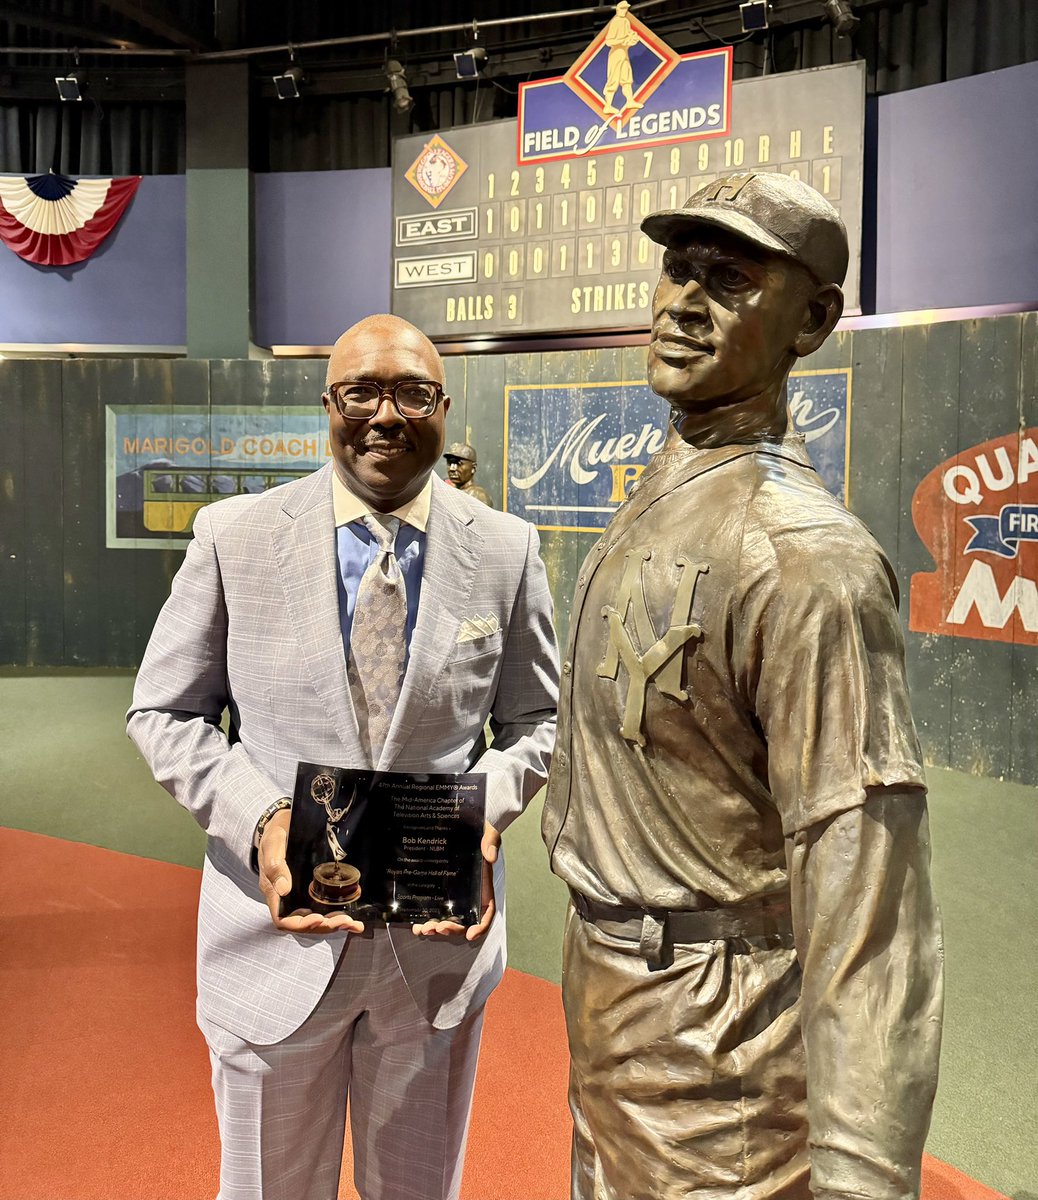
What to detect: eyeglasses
<box><xmin>325</xmin><ymin>379</ymin><xmax>446</xmax><ymax>420</ymax></box>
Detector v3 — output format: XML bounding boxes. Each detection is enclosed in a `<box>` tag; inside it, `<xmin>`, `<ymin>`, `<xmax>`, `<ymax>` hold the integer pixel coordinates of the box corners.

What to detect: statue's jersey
<box><xmin>543</xmin><ymin>432</ymin><xmax>925</xmax><ymax>910</ymax></box>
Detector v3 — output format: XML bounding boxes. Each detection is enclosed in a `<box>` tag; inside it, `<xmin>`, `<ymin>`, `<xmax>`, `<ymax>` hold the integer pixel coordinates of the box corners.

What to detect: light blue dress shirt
<box><xmin>335</xmin><ymin>520</ymin><xmax>426</xmax><ymax>667</ymax></box>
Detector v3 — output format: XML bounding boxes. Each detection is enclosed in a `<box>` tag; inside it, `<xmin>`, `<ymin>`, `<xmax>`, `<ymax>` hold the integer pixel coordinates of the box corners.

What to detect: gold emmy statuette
<box><xmin>308</xmin><ymin>772</ymin><xmax>361</xmax><ymax>908</ymax></box>
<box><xmin>309</xmin><ymin>861</ymin><xmax>362</xmax><ymax>908</ymax></box>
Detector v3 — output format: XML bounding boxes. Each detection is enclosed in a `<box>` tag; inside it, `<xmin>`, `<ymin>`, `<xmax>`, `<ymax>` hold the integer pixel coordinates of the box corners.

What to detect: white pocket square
<box><xmin>457</xmin><ymin>614</ymin><xmax>500</xmax><ymax>643</ymax></box>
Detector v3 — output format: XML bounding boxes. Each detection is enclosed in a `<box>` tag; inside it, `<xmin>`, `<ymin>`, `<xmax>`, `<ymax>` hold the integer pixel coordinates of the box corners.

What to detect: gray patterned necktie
<box><xmin>347</xmin><ymin>513</ymin><xmax>407</xmax><ymax>765</ymax></box>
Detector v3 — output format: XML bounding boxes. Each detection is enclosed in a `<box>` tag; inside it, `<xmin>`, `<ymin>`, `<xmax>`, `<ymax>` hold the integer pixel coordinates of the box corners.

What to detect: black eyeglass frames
<box><xmin>325</xmin><ymin>379</ymin><xmax>446</xmax><ymax>420</ymax></box>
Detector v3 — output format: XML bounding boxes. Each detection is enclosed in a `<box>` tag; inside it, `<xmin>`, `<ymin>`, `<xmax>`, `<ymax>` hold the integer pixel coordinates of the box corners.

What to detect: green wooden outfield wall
<box><xmin>1</xmin><ymin>312</ymin><xmax>1035</xmax><ymax>784</ymax></box>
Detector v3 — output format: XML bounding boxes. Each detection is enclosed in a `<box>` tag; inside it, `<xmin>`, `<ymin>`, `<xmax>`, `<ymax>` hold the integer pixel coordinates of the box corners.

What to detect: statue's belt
<box><xmin>570</xmin><ymin>889</ymin><xmax>793</xmax><ymax>968</ymax></box>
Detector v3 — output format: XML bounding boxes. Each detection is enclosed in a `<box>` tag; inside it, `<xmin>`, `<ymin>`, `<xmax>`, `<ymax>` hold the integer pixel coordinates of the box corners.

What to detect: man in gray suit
<box><xmin>128</xmin><ymin>314</ymin><xmax>559</xmax><ymax>1200</ymax></box>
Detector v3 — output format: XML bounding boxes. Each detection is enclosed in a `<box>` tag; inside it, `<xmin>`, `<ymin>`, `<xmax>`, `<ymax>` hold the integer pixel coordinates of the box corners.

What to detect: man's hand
<box><xmin>412</xmin><ymin>821</ymin><xmax>500</xmax><ymax>943</ymax></box>
<box><xmin>257</xmin><ymin>808</ymin><xmax>365</xmax><ymax>935</ymax></box>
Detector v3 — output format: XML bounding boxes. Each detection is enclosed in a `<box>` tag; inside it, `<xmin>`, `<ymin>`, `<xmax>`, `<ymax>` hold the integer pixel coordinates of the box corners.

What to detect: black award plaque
<box><xmin>282</xmin><ymin>761</ymin><xmax>486</xmax><ymax>925</ymax></box>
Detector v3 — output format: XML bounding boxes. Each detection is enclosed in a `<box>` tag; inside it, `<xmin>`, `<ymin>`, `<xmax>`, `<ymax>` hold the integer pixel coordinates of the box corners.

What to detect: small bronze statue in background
<box><xmin>543</xmin><ymin>172</ymin><xmax>943</xmax><ymax>1200</ymax></box>
<box><xmin>444</xmin><ymin>442</ymin><xmax>493</xmax><ymax>507</ymax></box>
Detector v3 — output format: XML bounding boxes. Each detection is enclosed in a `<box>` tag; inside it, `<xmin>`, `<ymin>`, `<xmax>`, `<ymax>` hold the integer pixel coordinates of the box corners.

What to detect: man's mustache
<box><xmin>360</xmin><ymin>433</ymin><xmax>410</xmax><ymax>449</ymax></box>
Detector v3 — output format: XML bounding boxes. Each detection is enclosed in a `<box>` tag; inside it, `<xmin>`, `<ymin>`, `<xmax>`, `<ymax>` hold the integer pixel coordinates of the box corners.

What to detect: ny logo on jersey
<box><xmin>597</xmin><ymin>550</ymin><xmax>708</xmax><ymax>746</ymax></box>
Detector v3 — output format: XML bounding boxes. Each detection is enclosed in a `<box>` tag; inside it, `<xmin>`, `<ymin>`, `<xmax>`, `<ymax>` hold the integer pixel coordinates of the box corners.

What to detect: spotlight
<box><xmin>739</xmin><ymin>1</ymin><xmax>769</xmax><ymax>31</ymax></box>
<box><xmin>821</xmin><ymin>0</ymin><xmax>859</xmax><ymax>35</ymax></box>
<box><xmin>273</xmin><ymin>64</ymin><xmax>304</xmax><ymax>100</ymax></box>
<box><xmin>385</xmin><ymin>59</ymin><xmax>413</xmax><ymax>113</ymax></box>
<box><xmin>55</xmin><ymin>67</ymin><xmax>84</xmax><ymax>101</ymax></box>
<box><xmin>453</xmin><ymin>46</ymin><xmax>487</xmax><ymax>81</ymax></box>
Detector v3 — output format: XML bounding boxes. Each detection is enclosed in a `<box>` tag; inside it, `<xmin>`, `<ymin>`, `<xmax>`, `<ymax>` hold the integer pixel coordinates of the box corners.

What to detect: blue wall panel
<box><xmin>253</xmin><ymin>168</ymin><xmax>392</xmax><ymax>349</ymax></box>
<box><xmin>874</xmin><ymin>61</ymin><xmax>1038</xmax><ymax>314</ymax></box>
<box><xmin>0</xmin><ymin>176</ymin><xmax>186</xmax><ymax>346</ymax></box>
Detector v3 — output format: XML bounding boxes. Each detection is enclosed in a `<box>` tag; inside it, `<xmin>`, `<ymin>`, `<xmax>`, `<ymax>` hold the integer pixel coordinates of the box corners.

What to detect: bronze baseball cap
<box><xmin>641</xmin><ymin>171</ymin><xmax>849</xmax><ymax>287</ymax></box>
<box><xmin>444</xmin><ymin>442</ymin><xmax>477</xmax><ymax>462</ymax></box>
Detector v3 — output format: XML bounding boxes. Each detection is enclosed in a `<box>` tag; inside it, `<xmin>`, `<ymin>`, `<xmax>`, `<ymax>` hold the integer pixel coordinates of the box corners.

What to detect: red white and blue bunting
<box><xmin>0</xmin><ymin>172</ymin><xmax>141</xmax><ymax>266</ymax></box>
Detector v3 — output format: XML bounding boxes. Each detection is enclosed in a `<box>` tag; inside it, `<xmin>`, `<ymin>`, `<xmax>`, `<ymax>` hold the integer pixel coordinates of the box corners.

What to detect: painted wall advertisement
<box><xmin>910</xmin><ymin>429</ymin><xmax>1038</xmax><ymax>645</ymax></box>
<box><xmin>504</xmin><ymin>368</ymin><xmax>851</xmax><ymax>532</ymax></box>
<box><xmin>106</xmin><ymin>405</ymin><xmax>328</xmax><ymax>549</ymax></box>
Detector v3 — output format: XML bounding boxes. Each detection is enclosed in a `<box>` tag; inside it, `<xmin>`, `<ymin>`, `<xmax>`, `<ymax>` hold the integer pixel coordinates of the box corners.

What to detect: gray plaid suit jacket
<box><xmin>128</xmin><ymin>464</ymin><xmax>559</xmax><ymax>1045</ymax></box>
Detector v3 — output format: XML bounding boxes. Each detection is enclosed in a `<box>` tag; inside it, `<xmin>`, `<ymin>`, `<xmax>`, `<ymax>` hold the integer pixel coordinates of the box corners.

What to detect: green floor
<box><xmin>1</xmin><ymin>671</ymin><xmax>1034</xmax><ymax>1198</ymax></box>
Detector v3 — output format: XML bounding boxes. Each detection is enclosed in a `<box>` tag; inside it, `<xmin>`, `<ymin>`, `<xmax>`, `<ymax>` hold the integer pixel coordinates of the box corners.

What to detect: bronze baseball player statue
<box><xmin>543</xmin><ymin>171</ymin><xmax>943</xmax><ymax>1200</ymax></box>
<box><xmin>444</xmin><ymin>442</ymin><xmax>493</xmax><ymax>507</ymax></box>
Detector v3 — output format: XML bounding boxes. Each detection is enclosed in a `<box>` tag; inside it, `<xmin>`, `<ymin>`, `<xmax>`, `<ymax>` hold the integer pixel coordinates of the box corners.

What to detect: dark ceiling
<box><xmin>6</xmin><ymin>2</ymin><xmax>1034</xmax><ymax>175</ymax></box>
<box><xmin>6</xmin><ymin>0</ymin><xmax>886</xmax><ymax>102</ymax></box>
<box><xmin>6</xmin><ymin>0</ymin><xmax>1036</xmax><ymax>109</ymax></box>
<box><xmin>14</xmin><ymin>1</ymin><xmax>785</xmax><ymax>56</ymax></box>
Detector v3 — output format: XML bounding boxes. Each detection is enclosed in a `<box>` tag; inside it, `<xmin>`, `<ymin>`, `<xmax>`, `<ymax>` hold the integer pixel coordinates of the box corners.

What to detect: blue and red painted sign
<box><xmin>910</xmin><ymin>429</ymin><xmax>1038</xmax><ymax>645</ymax></box>
<box><xmin>518</xmin><ymin>8</ymin><xmax>731</xmax><ymax>164</ymax></box>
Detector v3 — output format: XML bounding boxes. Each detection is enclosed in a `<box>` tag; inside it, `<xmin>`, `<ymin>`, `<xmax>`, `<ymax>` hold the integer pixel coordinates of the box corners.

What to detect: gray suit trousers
<box><xmin>201</xmin><ymin>928</ymin><xmax>484</xmax><ymax>1200</ymax></box>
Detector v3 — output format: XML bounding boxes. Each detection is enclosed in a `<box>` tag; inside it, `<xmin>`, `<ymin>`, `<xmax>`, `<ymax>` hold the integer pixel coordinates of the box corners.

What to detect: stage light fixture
<box><xmin>821</xmin><ymin>0</ymin><xmax>859</xmax><ymax>35</ymax></box>
<box><xmin>55</xmin><ymin>67</ymin><xmax>84</xmax><ymax>102</ymax></box>
<box><xmin>273</xmin><ymin>64</ymin><xmax>304</xmax><ymax>100</ymax></box>
<box><xmin>739</xmin><ymin>1</ymin><xmax>770</xmax><ymax>31</ymax></box>
<box><xmin>453</xmin><ymin>46</ymin><xmax>487</xmax><ymax>81</ymax></box>
<box><xmin>385</xmin><ymin>59</ymin><xmax>413</xmax><ymax>113</ymax></box>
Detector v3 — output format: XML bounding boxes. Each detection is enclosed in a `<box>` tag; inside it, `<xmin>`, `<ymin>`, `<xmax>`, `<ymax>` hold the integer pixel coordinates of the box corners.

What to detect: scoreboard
<box><xmin>391</xmin><ymin>61</ymin><xmax>865</xmax><ymax>339</ymax></box>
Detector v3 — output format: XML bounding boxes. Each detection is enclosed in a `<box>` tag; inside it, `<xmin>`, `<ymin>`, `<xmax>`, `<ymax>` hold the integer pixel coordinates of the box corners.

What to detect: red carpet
<box><xmin>0</xmin><ymin>828</ymin><xmax>1005</xmax><ymax>1200</ymax></box>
